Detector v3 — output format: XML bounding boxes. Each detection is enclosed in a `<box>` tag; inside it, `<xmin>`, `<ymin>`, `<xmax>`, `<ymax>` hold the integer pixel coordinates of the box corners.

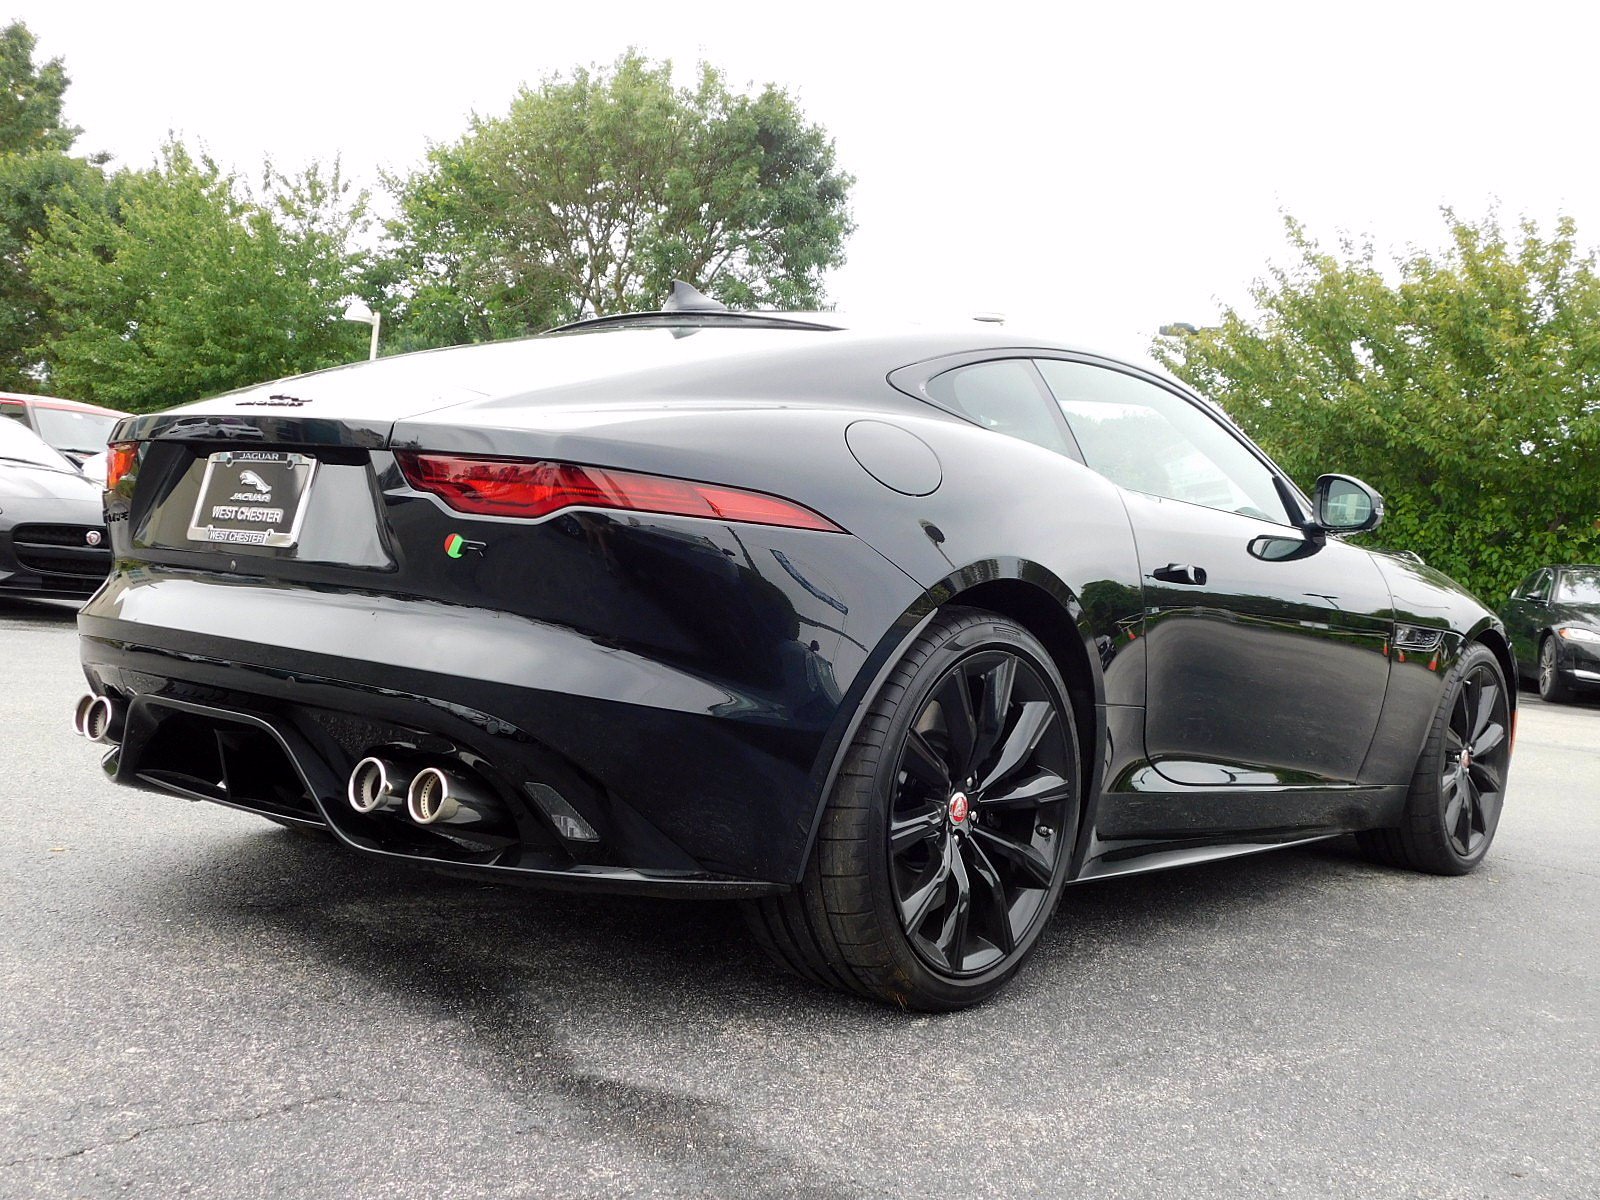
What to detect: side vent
<box><xmin>1394</xmin><ymin>626</ymin><xmax>1446</xmax><ymax>654</ymax></box>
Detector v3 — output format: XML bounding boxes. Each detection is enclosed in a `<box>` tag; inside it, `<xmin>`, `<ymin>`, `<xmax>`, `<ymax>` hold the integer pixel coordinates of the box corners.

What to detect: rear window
<box><xmin>925</xmin><ymin>360</ymin><xmax>1074</xmax><ymax>456</ymax></box>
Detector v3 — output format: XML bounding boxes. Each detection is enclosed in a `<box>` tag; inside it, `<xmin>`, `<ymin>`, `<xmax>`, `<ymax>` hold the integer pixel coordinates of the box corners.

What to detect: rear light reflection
<box><xmin>395</xmin><ymin>452</ymin><xmax>844</xmax><ymax>533</ymax></box>
<box><xmin>106</xmin><ymin>442</ymin><xmax>139</xmax><ymax>491</ymax></box>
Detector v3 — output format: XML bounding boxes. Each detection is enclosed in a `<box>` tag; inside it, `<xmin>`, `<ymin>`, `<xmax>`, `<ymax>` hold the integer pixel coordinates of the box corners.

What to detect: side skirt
<box><xmin>1076</xmin><ymin>781</ymin><xmax>1409</xmax><ymax>880</ymax></box>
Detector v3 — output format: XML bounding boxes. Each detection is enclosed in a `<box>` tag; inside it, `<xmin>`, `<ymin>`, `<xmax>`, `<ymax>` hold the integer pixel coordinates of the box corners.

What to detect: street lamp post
<box><xmin>341</xmin><ymin>299</ymin><xmax>381</xmax><ymax>361</ymax></box>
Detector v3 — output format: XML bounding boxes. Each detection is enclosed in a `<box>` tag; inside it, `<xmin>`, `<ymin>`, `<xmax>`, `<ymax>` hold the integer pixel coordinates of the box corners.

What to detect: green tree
<box><xmin>0</xmin><ymin>20</ymin><xmax>76</xmax><ymax>156</ymax></box>
<box><xmin>32</xmin><ymin>144</ymin><xmax>371</xmax><ymax>410</ymax></box>
<box><xmin>382</xmin><ymin>51</ymin><xmax>854</xmax><ymax>350</ymax></box>
<box><xmin>1153</xmin><ymin>212</ymin><xmax>1600</xmax><ymax>604</ymax></box>
<box><xmin>0</xmin><ymin>20</ymin><xmax>107</xmax><ymax>390</ymax></box>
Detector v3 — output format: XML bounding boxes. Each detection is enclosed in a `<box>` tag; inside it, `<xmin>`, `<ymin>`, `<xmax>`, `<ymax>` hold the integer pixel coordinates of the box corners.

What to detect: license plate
<box><xmin>187</xmin><ymin>450</ymin><xmax>318</xmax><ymax>548</ymax></box>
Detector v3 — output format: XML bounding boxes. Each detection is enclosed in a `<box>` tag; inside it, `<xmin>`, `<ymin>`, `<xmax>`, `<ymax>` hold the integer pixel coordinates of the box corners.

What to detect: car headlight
<box><xmin>1558</xmin><ymin>626</ymin><xmax>1600</xmax><ymax>644</ymax></box>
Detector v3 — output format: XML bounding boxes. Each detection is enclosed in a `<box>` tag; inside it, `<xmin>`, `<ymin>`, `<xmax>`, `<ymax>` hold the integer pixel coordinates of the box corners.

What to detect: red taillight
<box><xmin>395</xmin><ymin>453</ymin><xmax>844</xmax><ymax>533</ymax></box>
<box><xmin>106</xmin><ymin>442</ymin><xmax>139</xmax><ymax>490</ymax></box>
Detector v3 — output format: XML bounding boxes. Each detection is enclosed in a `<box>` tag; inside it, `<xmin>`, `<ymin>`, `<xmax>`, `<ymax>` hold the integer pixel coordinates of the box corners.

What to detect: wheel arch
<box><xmin>942</xmin><ymin>576</ymin><xmax>1102</xmax><ymax>805</ymax></box>
<box><xmin>1468</xmin><ymin>619</ymin><xmax>1519</xmax><ymax>712</ymax></box>
<box><xmin>1476</xmin><ymin>626</ymin><xmax>1518</xmax><ymax>700</ymax></box>
<box><xmin>794</xmin><ymin>559</ymin><xmax>1107</xmax><ymax>884</ymax></box>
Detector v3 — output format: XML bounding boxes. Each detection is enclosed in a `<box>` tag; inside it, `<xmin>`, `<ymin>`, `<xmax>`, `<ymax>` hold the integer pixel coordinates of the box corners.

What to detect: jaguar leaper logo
<box><xmin>443</xmin><ymin>533</ymin><xmax>486</xmax><ymax>559</ymax></box>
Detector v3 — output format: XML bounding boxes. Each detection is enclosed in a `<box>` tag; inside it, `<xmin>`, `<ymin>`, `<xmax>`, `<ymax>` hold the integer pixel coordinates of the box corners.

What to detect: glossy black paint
<box><xmin>81</xmin><ymin>319</ymin><xmax>1514</xmax><ymax>895</ymax></box>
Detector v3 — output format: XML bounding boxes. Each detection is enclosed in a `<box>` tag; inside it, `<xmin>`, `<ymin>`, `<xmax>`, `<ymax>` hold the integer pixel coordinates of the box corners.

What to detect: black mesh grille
<box><xmin>11</xmin><ymin>523</ymin><xmax>111</xmax><ymax>579</ymax></box>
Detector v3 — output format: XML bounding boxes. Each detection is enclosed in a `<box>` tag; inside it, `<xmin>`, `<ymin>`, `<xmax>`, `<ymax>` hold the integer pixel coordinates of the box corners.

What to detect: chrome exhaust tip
<box><xmin>347</xmin><ymin>757</ymin><xmax>411</xmax><ymax>815</ymax></box>
<box><xmin>72</xmin><ymin>694</ymin><xmax>96</xmax><ymax>737</ymax></box>
<box><xmin>406</xmin><ymin>766</ymin><xmax>501</xmax><ymax>827</ymax></box>
<box><xmin>74</xmin><ymin>694</ymin><xmax>123</xmax><ymax>744</ymax></box>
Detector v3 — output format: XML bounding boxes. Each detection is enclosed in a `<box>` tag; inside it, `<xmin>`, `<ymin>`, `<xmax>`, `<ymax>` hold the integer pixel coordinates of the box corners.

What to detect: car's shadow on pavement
<box><xmin>137</xmin><ymin>819</ymin><xmax>1380</xmax><ymax>1032</ymax></box>
<box><xmin>0</xmin><ymin>596</ymin><xmax>81</xmax><ymax>627</ymax></box>
<box><xmin>109</xmin><ymin>819</ymin><xmax>1428</xmax><ymax>1193</ymax></box>
<box><xmin>123</xmin><ymin>822</ymin><xmax>889</xmax><ymax>1196</ymax></box>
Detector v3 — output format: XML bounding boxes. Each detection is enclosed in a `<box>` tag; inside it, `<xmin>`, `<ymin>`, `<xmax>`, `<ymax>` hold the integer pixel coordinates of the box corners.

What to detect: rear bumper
<box><xmin>79</xmin><ymin>554</ymin><xmax>918</xmax><ymax>892</ymax></box>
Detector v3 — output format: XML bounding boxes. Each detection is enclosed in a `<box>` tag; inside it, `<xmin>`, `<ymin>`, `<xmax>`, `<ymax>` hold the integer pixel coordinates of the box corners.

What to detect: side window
<box><xmin>0</xmin><ymin>403</ymin><xmax>28</xmax><ymax>427</ymax></box>
<box><xmin>1036</xmin><ymin>359</ymin><xmax>1289</xmax><ymax>524</ymax></box>
<box><xmin>925</xmin><ymin>360</ymin><xmax>1075</xmax><ymax>458</ymax></box>
<box><xmin>1533</xmin><ymin>571</ymin><xmax>1554</xmax><ymax>602</ymax></box>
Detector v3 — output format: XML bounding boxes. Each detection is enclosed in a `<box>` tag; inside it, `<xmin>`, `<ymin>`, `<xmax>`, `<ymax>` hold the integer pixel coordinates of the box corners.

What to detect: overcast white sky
<box><xmin>18</xmin><ymin>1</ymin><xmax>1600</xmax><ymax>360</ymax></box>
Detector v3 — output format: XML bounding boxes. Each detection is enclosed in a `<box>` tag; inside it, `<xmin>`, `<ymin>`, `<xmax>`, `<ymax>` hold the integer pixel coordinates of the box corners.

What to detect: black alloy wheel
<box><xmin>887</xmin><ymin>649</ymin><xmax>1072</xmax><ymax>977</ymax></box>
<box><xmin>1438</xmin><ymin>659</ymin><xmax>1510</xmax><ymax>859</ymax></box>
<box><xmin>1358</xmin><ymin>642</ymin><xmax>1511</xmax><ymax>875</ymax></box>
<box><xmin>1538</xmin><ymin>637</ymin><xmax>1573</xmax><ymax>703</ymax></box>
<box><xmin>743</xmin><ymin>608</ymin><xmax>1080</xmax><ymax>1010</ymax></box>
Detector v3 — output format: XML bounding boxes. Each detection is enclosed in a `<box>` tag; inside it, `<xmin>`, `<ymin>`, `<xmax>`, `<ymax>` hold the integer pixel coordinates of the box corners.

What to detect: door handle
<box><xmin>1153</xmin><ymin>563</ymin><xmax>1208</xmax><ymax>586</ymax></box>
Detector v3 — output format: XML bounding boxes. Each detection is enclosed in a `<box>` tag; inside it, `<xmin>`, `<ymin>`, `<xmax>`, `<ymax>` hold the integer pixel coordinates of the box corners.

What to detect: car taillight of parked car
<box><xmin>395</xmin><ymin>451</ymin><xmax>844</xmax><ymax>532</ymax></box>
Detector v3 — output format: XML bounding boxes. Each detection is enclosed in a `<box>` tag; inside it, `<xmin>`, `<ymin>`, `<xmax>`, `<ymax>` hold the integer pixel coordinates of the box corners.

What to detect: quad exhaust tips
<box><xmin>73</xmin><ymin>694</ymin><xmax>124</xmax><ymax>744</ymax></box>
<box><xmin>346</xmin><ymin>757</ymin><xmax>412</xmax><ymax>815</ymax></box>
<box><xmin>406</xmin><ymin>766</ymin><xmax>502</xmax><ymax>827</ymax></box>
<box><xmin>346</xmin><ymin>756</ymin><xmax>505</xmax><ymax>829</ymax></box>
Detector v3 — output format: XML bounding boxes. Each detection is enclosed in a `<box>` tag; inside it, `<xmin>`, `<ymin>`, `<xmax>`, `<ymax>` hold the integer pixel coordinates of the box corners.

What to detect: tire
<box><xmin>745</xmin><ymin>607</ymin><xmax>1081</xmax><ymax>1010</ymax></box>
<box><xmin>1357</xmin><ymin>642</ymin><xmax>1511</xmax><ymax>875</ymax></box>
<box><xmin>1537</xmin><ymin>636</ymin><xmax>1574</xmax><ymax>703</ymax></box>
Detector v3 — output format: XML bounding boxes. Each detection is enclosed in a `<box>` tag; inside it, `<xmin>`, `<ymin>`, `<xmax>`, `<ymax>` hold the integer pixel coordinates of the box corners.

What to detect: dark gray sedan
<box><xmin>1499</xmin><ymin>565</ymin><xmax>1600</xmax><ymax>702</ymax></box>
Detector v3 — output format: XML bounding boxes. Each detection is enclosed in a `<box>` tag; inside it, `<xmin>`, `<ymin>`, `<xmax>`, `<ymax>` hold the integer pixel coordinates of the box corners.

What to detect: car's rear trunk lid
<box><xmin>113</xmin><ymin>325</ymin><xmax>855</xmax><ymax>449</ymax></box>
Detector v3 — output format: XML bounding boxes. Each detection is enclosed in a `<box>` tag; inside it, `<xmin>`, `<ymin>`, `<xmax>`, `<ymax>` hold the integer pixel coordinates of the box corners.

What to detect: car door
<box><xmin>1501</xmin><ymin>569</ymin><xmax>1550</xmax><ymax>672</ymax></box>
<box><xmin>1034</xmin><ymin>358</ymin><xmax>1395</xmax><ymax>790</ymax></box>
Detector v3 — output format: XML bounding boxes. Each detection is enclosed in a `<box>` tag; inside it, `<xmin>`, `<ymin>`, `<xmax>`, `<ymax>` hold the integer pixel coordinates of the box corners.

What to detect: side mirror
<box><xmin>1313</xmin><ymin>474</ymin><xmax>1384</xmax><ymax>534</ymax></box>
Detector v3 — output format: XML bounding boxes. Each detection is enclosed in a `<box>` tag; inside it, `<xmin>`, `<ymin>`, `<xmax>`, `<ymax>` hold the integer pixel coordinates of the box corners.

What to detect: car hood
<box><xmin>0</xmin><ymin>460</ymin><xmax>101</xmax><ymax>502</ymax></box>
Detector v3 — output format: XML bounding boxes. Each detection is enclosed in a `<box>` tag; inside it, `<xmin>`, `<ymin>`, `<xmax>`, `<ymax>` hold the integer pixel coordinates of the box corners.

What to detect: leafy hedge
<box><xmin>1154</xmin><ymin>212</ymin><xmax>1600</xmax><ymax>606</ymax></box>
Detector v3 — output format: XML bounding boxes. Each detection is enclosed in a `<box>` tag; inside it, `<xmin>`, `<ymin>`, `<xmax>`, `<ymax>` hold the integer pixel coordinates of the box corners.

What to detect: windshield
<box><xmin>0</xmin><ymin>416</ymin><xmax>76</xmax><ymax>471</ymax></box>
<box><xmin>30</xmin><ymin>405</ymin><xmax>119</xmax><ymax>454</ymax></box>
<box><xmin>1555</xmin><ymin>567</ymin><xmax>1600</xmax><ymax>605</ymax></box>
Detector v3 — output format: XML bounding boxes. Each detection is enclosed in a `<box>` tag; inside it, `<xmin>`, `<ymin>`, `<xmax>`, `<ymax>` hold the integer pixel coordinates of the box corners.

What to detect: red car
<box><xmin>0</xmin><ymin>392</ymin><xmax>126</xmax><ymax>467</ymax></box>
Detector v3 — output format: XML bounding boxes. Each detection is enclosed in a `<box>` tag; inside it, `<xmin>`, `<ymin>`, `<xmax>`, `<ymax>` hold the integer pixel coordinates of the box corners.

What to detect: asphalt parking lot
<box><xmin>2</xmin><ymin>596</ymin><xmax>1597</xmax><ymax>1200</ymax></box>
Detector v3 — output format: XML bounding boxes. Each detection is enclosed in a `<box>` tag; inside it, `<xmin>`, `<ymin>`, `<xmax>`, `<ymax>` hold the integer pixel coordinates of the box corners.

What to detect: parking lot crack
<box><xmin>2</xmin><ymin>1092</ymin><xmax>358</xmax><ymax>1169</ymax></box>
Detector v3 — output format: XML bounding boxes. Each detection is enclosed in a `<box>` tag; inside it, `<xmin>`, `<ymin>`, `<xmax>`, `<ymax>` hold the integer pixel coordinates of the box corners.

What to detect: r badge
<box><xmin>444</xmin><ymin>533</ymin><xmax>486</xmax><ymax>559</ymax></box>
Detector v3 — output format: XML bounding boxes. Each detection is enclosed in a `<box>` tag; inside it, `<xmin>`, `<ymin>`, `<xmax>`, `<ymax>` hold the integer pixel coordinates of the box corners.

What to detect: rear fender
<box><xmin>795</xmin><ymin>559</ymin><xmax>1113</xmax><ymax>885</ymax></box>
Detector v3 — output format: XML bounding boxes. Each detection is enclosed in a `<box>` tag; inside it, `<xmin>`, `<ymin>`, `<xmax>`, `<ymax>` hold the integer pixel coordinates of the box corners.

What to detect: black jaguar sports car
<box><xmin>1</xmin><ymin>417</ymin><xmax>111</xmax><ymax>600</ymax></box>
<box><xmin>74</xmin><ymin>289</ymin><xmax>1516</xmax><ymax>1009</ymax></box>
